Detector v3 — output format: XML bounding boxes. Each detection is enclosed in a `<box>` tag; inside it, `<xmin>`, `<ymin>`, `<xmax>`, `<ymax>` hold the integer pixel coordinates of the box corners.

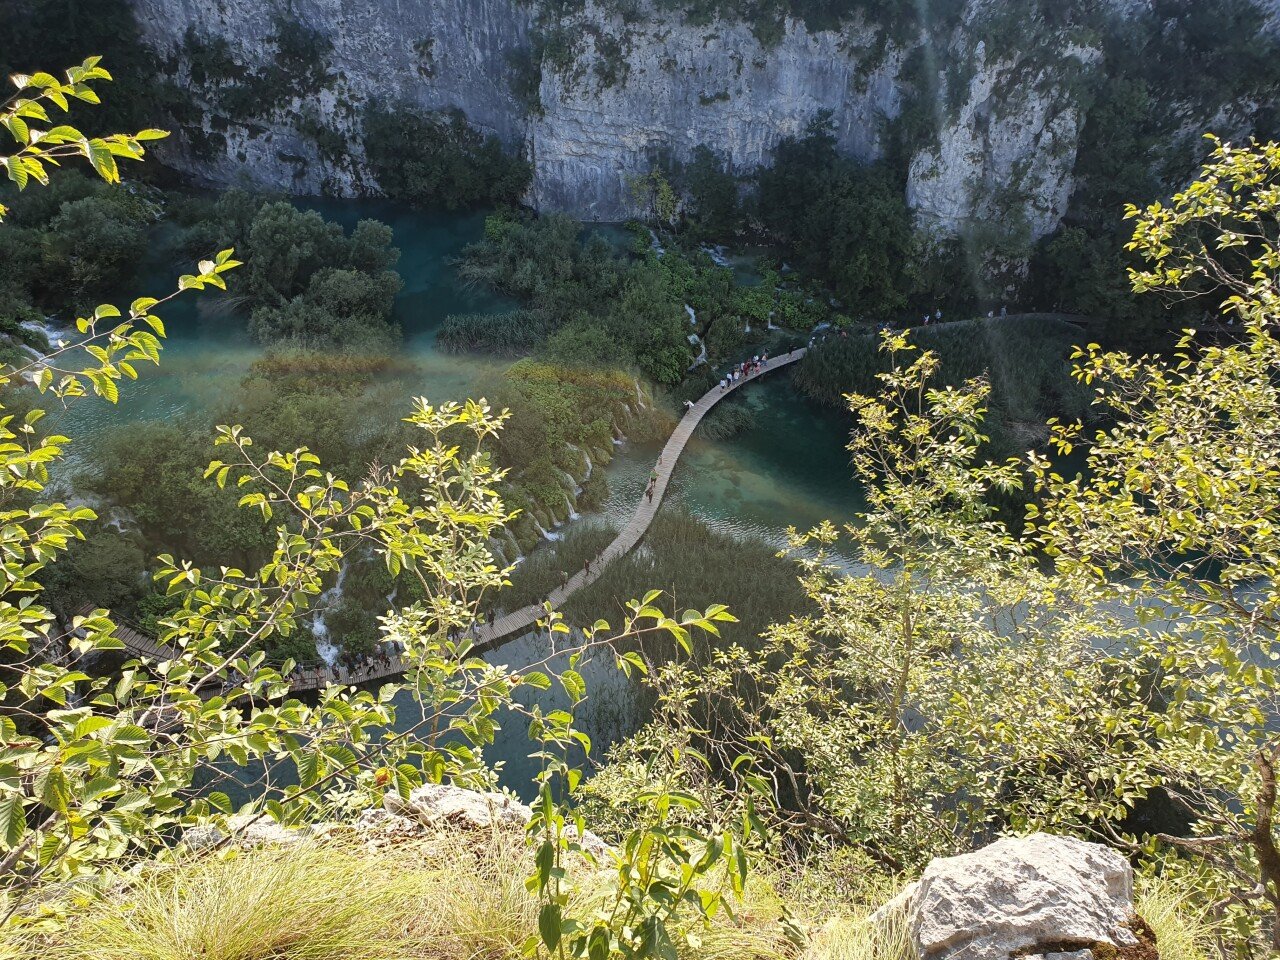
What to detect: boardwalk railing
<box><xmin>72</xmin><ymin>347</ymin><xmax>808</xmax><ymax>689</ymax></box>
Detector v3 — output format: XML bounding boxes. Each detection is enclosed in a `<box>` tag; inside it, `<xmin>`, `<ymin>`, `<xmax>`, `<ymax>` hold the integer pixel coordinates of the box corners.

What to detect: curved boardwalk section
<box><xmin>81</xmin><ymin>348</ymin><xmax>807</xmax><ymax>688</ymax></box>
<box><xmin>472</xmin><ymin>347</ymin><xmax>806</xmax><ymax>652</ymax></box>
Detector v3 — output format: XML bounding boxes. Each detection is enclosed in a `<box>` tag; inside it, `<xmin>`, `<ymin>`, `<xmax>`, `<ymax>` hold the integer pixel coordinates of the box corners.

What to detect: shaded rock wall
<box><xmin>127</xmin><ymin>0</ymin><xmax>1260</xmax><ymax>244</ymax></box>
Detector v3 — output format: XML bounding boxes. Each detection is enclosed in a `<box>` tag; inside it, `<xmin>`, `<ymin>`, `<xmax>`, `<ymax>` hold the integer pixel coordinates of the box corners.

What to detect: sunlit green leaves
<box><xmin>0</xmin><ymin>58</ymin><xmax>167</xmax><ymax>221</ymax></box>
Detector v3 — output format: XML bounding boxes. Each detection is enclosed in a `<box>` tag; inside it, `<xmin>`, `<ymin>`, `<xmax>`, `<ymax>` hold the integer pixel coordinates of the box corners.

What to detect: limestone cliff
<box><xmin>127</xmin><ymin>0</ymin><xmax>1271</xmax><ymax>244</ymax></box>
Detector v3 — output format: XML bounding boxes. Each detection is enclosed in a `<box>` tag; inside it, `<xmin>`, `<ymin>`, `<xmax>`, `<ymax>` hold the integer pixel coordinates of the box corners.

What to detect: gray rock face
<box><xmin>529</xmin><ymin>5</ymin><xmax>902</xmax><ymax>220</ymax></box>
<box><xmin>130</xmin><ymin>0</ymin><xmax>532</xmax><ymax>194</ymax></box>
<box><xmin>123</xmin><ymin>0</ymin><xmax>1267</xmax><ymax>246</ymax></box>
<box><xmin>876</xmin><ymin>833</ymin><xmax>1139</xmax><ymax>960</ymax></box>
<box><xmin>126</xmin><ymin>0</ymin><xmax>1105</xmax><ymax>240</ymax></box>
<box><xmin>906</xmin><ymin>37</ymin><xmax>1100</xmax><ymax>243</ymax></box>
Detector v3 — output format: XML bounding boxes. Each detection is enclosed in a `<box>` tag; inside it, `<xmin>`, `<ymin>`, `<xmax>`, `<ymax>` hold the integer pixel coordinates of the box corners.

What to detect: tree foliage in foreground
<box><xmin>594</xmin><ymin>137</ymin><xmax>1280</xmax><ymax>953</ymax></box>
<box><xmin>0</xmin><ymin>63</ymin><xmax>759</xmax><ymax>960</ymax></box>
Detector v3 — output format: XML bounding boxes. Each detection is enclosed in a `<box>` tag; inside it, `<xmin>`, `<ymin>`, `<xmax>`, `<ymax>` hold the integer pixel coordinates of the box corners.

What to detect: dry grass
<box><xmin>1</xmin><ymin>835</ymin><xmax>1222</xmax><ymax>960</ymax></box>
<box><xmin>9</xmin><ymin>831</ymin><xmax>798</xmax><ymax>960</ymax></box>
<box><xmin>1135</xmin><ymin>874</ymin><xmax>1220</xmax><ymax>960</ymax></box>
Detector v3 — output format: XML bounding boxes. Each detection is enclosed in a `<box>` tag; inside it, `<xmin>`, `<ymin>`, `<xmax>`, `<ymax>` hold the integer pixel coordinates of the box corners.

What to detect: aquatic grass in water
<box><xmin>501</xmin><ymin>509</ymin><xmax>811</xmax><ymax>654</ymax></box>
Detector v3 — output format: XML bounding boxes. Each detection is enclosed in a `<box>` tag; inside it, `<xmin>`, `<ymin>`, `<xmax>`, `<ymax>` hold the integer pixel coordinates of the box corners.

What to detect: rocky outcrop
<box><xmin>529</xmin><ymin>5</ymin><xmax>902</xmax><ymax>220</ymax></box>
<box><xmin>183</xmin><ymin>812</ymin><xmax>309</xmax><ymax>850</ymax></box>
<box><xmin>182</xmin><ymin>783</ymin><xmax>611</xmax><ymax>857</ymax></box>
<box><xmin>873</xmin><ymin>834</ymin><xmax>1151</xmax><ymax>960</ymax></box>
<box><xmin>380</xmin><ymin>782</ymin><xmax>611</xmax><ymax>857</ymax></box>
<box><xmin>126</xmin><ymin>0</ymin><xmax>1274</xmax><ymax>247</ymax></box>
<box><xmin>130</xmin><ymin>0</ymin><xmax>532</xmax><ymax>195</ymax></box>
<box><xmin>906</xmin><ymin>38</ymin><xmax>1100</xmax><ymax>243</ymax></box>
<box><xmin>383</xmin><ymin>782</ymin><xmax>533</xmax><ymax>833</ymax></box>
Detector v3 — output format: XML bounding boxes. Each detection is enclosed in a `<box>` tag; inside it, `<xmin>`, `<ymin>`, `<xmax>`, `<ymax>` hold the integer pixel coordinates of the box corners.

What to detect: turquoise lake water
<box><xmin>55</xmin><ymin>199</ymin><xmax>865</xmax><ymax>797</ymax></box>
<box><xmin>59</xmin><ymin>198</ymin><xmax>864</xmax><ymax>544</ymax></box>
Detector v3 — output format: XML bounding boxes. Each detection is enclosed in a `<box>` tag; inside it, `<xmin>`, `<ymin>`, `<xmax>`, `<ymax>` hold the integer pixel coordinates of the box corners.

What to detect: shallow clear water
<box><xmin>604</xmin><ymin>375</ymin><xmax>863</xmax><ymax>551</ymax></box>
<box><xmin>53</xmin><ymin>201</ymin><xmax>513</xmax><ymax>459</ymax></box>
<box><xmin>54</xmin><ymin>198</ymin><xmax>865</xmax><ymax>797</ymax></box>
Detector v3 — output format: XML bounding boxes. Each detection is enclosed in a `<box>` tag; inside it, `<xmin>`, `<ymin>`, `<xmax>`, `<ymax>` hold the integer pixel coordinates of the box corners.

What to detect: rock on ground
<box><xmin>183</xmin><ymin>813</ymin><xmax>306</xmax><ymax>851</ymax></box>
<box><xmin>873</xmin><ymin>833</ymin><xmax>1146</xmax><ymax>960</ymax></box>
<box><xmin>384</xmin><ymin>782</ymin><xmax>534</xmax><ymax>832</ymax></box>
<box><xmin>382</xmin><ymin>782</ymin><xmax>611</xmax><ymax>858</ymax></box>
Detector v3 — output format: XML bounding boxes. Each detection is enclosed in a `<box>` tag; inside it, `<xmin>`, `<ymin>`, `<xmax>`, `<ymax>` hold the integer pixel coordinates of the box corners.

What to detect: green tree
<box><xmin>632</xmin><ymin>335</ymin><xmax>1112</xmax><ymax>870</ymax></box>
<box><xmin>363</xmin><ymin>104</ymin><xmax>530</xmax><ymax>211</ymax></box>
<box><xmin>1029</xmin><ymin>137</ymin><xmax>1280</xmax><ymax>948</ymax></box>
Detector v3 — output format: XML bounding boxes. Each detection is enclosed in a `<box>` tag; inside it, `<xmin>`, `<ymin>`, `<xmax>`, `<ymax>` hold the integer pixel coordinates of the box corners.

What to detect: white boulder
<box><xmin>878</xmin><ymin>833</ymin><xmax>1142</xmax><ymax>960</ymax></box>
<box><xmin>384</xmin><ymin>782</ymin><xmax>533</xmax><ymax>832</ymax></box>
<box><xmin>382</xmin><ymin>782</ymin><xmax>610</xmax><ymax>858</ymax></box>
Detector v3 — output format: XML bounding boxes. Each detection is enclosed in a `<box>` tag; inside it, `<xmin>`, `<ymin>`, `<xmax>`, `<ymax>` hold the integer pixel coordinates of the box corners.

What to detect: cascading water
<box><xmin>687</xmin><ymin>333</ymin><xmax>707</xmax><ymax>370</ymax></box>
<box><xmin>311</xmin><ymin>563</ymin><xmax>350</xmax><ymax>665</ymax></box>
<box><xmin>700</xmin><ymin>244</ymin><xmax>730</xmax><ymax>267</ymax></box>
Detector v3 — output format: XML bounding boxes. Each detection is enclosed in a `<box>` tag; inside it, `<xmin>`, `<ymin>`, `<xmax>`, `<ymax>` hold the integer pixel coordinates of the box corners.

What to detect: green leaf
<box><xmin>0</xmin><ymin>792</ymin><xmax>25</xmax><ymax>848</ymax></box>
<box><xmin>538</xmin><ymin>902</ymin><xmax>562</xmax><ymax>951</ymax></box>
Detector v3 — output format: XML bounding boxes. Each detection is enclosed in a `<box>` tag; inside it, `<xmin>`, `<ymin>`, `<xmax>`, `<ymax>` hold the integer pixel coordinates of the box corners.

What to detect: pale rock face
<box><xmin>873</xmin><ymin>833</ymin><xmax>1139</xmax><ymax>960</ymax></box>
<box><xmin>130</xmin><ymin>0</ymin><xmax>532</xmax><ymax>194</ymax></box>
<box><xmin>530</xmin><ymin>4</ymin><xmax>903</xmax><ymax>219</ymax></box>
<box><xmin>126</xmin><ymin>0</ymin><xmax>1116</xmax><ymax>242</ymax></box>
<box><xmin>906</xmin><ymin>40</ymin><xmax>1100</xmax><ymax>243</ymax></box>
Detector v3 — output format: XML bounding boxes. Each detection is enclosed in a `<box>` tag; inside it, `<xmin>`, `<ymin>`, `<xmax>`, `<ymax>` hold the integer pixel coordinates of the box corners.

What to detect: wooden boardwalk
<box><xmin>471</xmin><ymin>347</ymin><xmax>807</xmax><ymax>653</ymax></box>
<box><xmin>79</xmin><ymin>348</ymin><xmax>807</xmax><ymax>689</ymax></box>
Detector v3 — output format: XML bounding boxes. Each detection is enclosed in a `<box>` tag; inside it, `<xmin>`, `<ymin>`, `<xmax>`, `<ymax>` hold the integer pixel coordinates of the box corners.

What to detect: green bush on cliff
<box><xmin>363</xmin><ymin>104</ymin><xmax>531</xmax><ymax>211</ymax></box>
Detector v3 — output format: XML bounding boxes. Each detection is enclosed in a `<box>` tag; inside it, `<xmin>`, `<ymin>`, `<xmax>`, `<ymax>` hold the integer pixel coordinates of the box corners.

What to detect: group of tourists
<box><xmin>285</xmin><ymin>642</ymin><xmax>407</xmax><ymax>687</ymax></box>
<box><xmin>719</xmin><ymin>351</ymin><xmax>770</xmax><ymax>391</ymax></box>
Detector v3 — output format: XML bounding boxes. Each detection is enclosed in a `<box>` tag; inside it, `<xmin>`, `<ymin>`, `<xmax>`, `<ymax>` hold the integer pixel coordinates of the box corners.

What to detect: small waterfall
<box><xmin>556</xmin><ymin>468</ymin><xmax>583</xmax><ymax>505</ymax></box>
<box><xmin>566</xmin><ymin>443</ymin><xmax>593</xmax><ymax>482</ymax></box>
<box><xmin>648</xmin><ymin>229</ymin><xmax>666</xmax><ymax>257</ymax></box>
<box><xmin>311</xmin><ymin>563</ymin><xmax>351</xmax><ymax>665</ymax></box>
<box><xmin>687</xmin><ymin>333</ymin><xmax>707</xmax><ymax>370</ymax></box>
<box><xmin>700</xmin><ymin>244</ymin><xmax>730</xmax><ymax>267</ymax></box>
<box><xmin>534</xmin><ymin>518</ymin><xmax>560</xmax><ymax>542</ymax></box>
<box><xmin>685</xmin><ymin>303</ymin><xmax>697</xmax><ymax>326</ymax></box>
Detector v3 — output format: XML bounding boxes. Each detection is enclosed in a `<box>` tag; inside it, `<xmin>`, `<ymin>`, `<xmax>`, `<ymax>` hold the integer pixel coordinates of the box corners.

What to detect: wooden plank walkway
<box><xmin>80</xmin><ymin>348</ymin><xmax>807</xmax><ymax>689</ymax></box>
<box><xmin>471</xmin><ymin>347</ymin><xmax>807</xmax><ymax>654</ymax></box>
